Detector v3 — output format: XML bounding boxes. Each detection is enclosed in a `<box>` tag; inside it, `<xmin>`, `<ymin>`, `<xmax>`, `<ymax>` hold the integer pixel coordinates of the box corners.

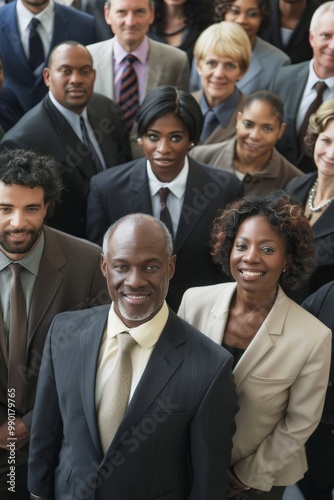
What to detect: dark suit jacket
<box><xmin>86</xmin><ymin>157</ymin><xmax>244</xmax><ymax>310</ymax></box>
<box><xmin>259</xmin><ymin>0</ymin><xmax>317</xmax><ymax>64</ymax></box>
<box><xmin>81</xmin><ymin>0</ymin><xmax>112</xmax><ymax>41</ymax></box>
<box><xmin>301</xmin><ymin>281</ymin><xmax>334</xmax><ymax>424</ymax></box>
<box><xmin>285</xmin><ymin>173</ymin><xmax>334</xmax><ymax>301</ymax></box>
<box><xmin>0</xmin><ymin>226</ymin><xmax>109</xmax><ymax>469</ymax></box>
<box><xmin>0</xmin><ymin>86</ymin><xmax>25</xmax><ymax>131</ymax></box>
<box><xmin>270</xmin><ymin>61</ymin><xmax>317</xmax><ymax>172</ymax></box>
<box><xmin>0</xmin><ymin>1</ymin><xmax>98</xmax><ymax>111</ymax></box>
<box><xmin>28</xmin><ymin>305</ymin><xmax>238</xmax><ymax>499</ymax></box>
<box><xmin>0</xmin><ymin>94</ymin><xmax>132</xmax><ymax>238</ymax></box>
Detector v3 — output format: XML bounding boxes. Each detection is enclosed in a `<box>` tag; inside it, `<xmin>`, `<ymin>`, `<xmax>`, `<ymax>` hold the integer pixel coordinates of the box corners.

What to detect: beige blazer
<box><xmin>178</xmin><ymin>283</ymin><xmax>332</xmax><ymax>491</ymax></box>
<box><xmin>87</xmin><ymin>37</ymin><xmax>189</xmax><ymax>158</ymax></box>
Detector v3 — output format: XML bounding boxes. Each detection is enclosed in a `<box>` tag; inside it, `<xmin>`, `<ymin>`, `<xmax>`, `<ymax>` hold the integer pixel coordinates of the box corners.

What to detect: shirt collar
<box><xmin>113</xmin><ymin>36</ymin><xmax>149</xmax><ymax>65</ymax></box>
<box><xmin>200</xmin><ymin>88</ymin><xmax>241</xmax><ymax>126</ymax></box>
<box><xmin>0</xmin><ymin>231</ymin><xmax>44</xmax><ymax>275</ymax></box>
<box><xmin>49</xmin><ymin>90</ymin><xmax>89</xmax><ymax>128</ymax></box>
<box><xmin>107</xmin><ymin>301</ymin><xmax>169</xmax><ymax>350</ymax></box>
<box><xmin>17</xmin><ymin>0</ymin><xmax>54</xmax><ymax>32</ymax></box>
<box><xmin>308</xmin><ymin>59</ymin><xmax>334</xmax><ymax>90</ymax></box>
<box><xmin>146</xmin><ymin>157</ymin><xmax>189</xmax><ymax>199</ymax></box>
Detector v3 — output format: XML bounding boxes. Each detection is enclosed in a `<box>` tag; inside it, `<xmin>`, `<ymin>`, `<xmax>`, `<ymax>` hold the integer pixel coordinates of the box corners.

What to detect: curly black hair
<box><xmin>210</xmin><ymin>191</ymin><xmax>316</xmax><ymax>291</ymax></box>
<box><xmin>213</xmin><ymin>0</ymin><xmax>271</xmax><ymax>33</ymax></box>
<box><xmin>153</xmin><ymin>0</ymin><xmax>214</xmax><ymax>33</ymax></box>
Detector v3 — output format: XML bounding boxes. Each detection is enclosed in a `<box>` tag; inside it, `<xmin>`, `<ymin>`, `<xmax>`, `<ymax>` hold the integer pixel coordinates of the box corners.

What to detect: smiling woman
<box><xmin>178</xmin><ymin>191</ymin><xmax>331</xmax><ymax>500</ymax></box>
<box><xmin>189</xmin><ymin>90</ymin><xmax>303</xmax><ymax>195</ymax></box>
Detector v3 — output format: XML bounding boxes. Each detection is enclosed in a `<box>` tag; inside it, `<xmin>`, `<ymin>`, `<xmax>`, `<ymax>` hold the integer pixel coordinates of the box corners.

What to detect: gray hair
<box><xmin>310</xmin><ymin>1</ymin><xmax>334</xmax><ymax>33</ymax></box>
<box><xmin>102</xmin><ymin>213</ymin><xmax>174</xmax><ymax>257</ymax></box>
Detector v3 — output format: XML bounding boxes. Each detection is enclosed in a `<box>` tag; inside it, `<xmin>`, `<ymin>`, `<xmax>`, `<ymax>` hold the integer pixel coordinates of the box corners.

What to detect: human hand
<box><xmin>227</xmin><ymin>467</ymin><xmax>250</xmax><ymax>497</ymax></box>
<box><xmin>0</xmin><ymin>417</ymin><xmax>29</xmax><ymax>450</ymax></box>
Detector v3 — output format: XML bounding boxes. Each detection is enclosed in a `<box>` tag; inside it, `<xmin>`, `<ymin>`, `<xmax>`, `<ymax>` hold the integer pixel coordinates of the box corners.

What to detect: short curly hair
<box><xmin>304</xmin><ymin>98</ymin><xmax>334</xmax><ymax>157</ymax></box>
<box><xmin>210</xmin><ymin>191</ymin><xmax>316</xmax><ymax>291</ymax></box>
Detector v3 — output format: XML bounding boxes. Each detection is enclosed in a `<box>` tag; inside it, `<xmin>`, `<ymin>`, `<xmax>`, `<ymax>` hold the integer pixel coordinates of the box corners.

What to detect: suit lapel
<box><xmin>80</xmin><ymin>306</ymin><xmax>109</xmax><ymax>457</ymax></box>
<box><xmin>128</xmin><ymin>159</ymin><xmax>153</xmax><ymax>213</ymax></box>
<box><xmin>2</xmin><ymin>4</ymin><xmax>31</xmax><ymax>73</ymax></box>
<box><xmin>103</xmin><ymin>310</ymin><xmax>186</xmax><ymax>460</ymax></box>
<box><xmin>145</xmin><ymin>39</ymin><xmax>163</xmax><ymax>94</ymax></box>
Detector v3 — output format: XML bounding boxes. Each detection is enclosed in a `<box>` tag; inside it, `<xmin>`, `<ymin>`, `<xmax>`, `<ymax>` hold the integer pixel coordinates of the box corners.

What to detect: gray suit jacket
<box><xmin>87</xmin><ymin>36</ymin><xmax>190</xmax><ymax>157</ymax></box>
<box><xmin>0</xmin><ymin>226</ymin><xmax>109</xmax><ymax>468</ymax></box>
<box><xmin>28</xmin><ymin>306</ymin><xmax>238</xmax><ymax>499</ymax></box>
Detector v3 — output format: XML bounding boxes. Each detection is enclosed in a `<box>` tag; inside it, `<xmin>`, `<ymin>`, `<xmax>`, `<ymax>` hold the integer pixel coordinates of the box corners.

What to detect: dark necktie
<box><xmin>201</xmin><ymin>108</ymin><xmax>218</xmax><ymax>142</ymax></box>
<box><xmin>299</xmin><ymin>81</ymin><xmax>328</xmax><ymax>150</ymax></box>
<box><xmin>28</xmin><ymin>18</ymin><xmax>44</xmax><ymax>71</ymax></box>
<box><xmin>80</xmin><ymin>116</ymin><xmax>104</xmax><ymax>172</ymax></box>
<box><xmin>159</xmin><ymin>187</ymin><xmax>174</xmax><ymax>238</ymax></box>
<box><xmin>98</xmin><ymin>332</ymin><xmax>136</xmax><ymax>454</ymax></box>
<box><xmin>8</xmin><ymin>264</ymin><xmax>27</xmax><ymax>411</ymax></box>
<box><xmin>119</xmin><ymin>54</ymin><xmax>139</xmax><ymax>130</ymax></box>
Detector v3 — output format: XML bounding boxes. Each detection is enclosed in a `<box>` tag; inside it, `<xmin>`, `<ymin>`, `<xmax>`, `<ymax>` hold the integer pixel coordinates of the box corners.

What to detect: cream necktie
<box><xmin>98</xmin><ymin>332</ymin><xmax>136</xmax><ymax>454</ymax></box>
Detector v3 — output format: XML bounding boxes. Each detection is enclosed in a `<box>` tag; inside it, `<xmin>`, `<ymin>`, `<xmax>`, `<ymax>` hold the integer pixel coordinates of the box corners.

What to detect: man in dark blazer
<box><xmin>87</xmin><ymin>157</ymin><xmax>243</xmax><ymax>311</ymax></box>
<box><xmin>0</xmin><ymin>149</ymin><xmax>109</xmax><ymax>500</ymax></box>
<box><xmin>28</xmin><ymin>213</ymin><xmax>238</xmax><ymax>500</ymax></box>
<box><xmin>270</xmin><ymin>2</ymin><xmax>334</xmax><ymax>172</ymax></box>
<box><xmin>0</xmin><ymin>0</ymin><xmax>99</xmax><ymax>112</ymax></box>
<box><xmin>297</xmin><ymin>281</ymin><xmax>334</xmax><ymax>500</ymax></box>
<box><xmin>0</xmin><ymin>42</ymin><xmax>131</xmax><ymax>238</ymax></box>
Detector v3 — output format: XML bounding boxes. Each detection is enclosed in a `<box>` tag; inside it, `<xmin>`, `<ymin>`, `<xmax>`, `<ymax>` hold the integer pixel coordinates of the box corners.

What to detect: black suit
<box><xmin>297</xmin><ymin>281</ymin><xmax>334</xmax><ymax>500</ymax></box>
<box><xmin>81</xmin><ymin>0</ymin><xmax>112</xmax><ymax>41</ymax></box>
<box><xmin>86</xmin><ymin>157</ymin><xmax>244</xmax><ymax>310</ymax></box>
<box><xmin>259</xmin><ymin>0</ymin><xmax>317</xmax><ymax>64</ymax></box>
<box><xmin>0</xmin><ymin>94</ymin><xmax>132</xmax><ymax>238</ymax></box>
<box><xmin>285</xmin><ymin>173</ymin><xmax>334</xmax><ymax>302</ymax></box>
<box><xmin>28</xmin><ymin>306</ymin><xmax>238</xmax><ymax>499</ymax></box>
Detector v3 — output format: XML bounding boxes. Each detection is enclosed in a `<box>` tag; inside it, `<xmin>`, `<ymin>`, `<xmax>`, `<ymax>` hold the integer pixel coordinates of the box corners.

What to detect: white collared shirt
<box><xmin>95</xmin><ymin>302</ymin><xmax>169</xmax><ymax>410</ymax></box>
<box><xmin>16</xmin><ymin>0</ymin><xmax>54</xmax><ymax>62</ymax></box>
<box><xmin>296</xmin><ymin>59</ymin><xmax>334</xmax><ymax>131</ymax></box>
<box><xmin>48</xmin><ymin>91</ymin><xmax>106</xmax><ymax>169</ymax></box>
<box><xmin>147</xmin><ymin>158</ymin><xmax>189</xmax><ymax>237</ymax></box>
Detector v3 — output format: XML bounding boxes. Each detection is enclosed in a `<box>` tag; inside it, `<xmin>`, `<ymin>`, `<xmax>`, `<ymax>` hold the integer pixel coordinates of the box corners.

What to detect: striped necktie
<box><xmin>119</xmin><ymin>54</ymin><xmax>139</xmax><ymax>130</ymax></box>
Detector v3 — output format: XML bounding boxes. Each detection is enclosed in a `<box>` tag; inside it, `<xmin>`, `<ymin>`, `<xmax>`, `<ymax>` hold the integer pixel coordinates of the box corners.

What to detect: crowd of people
<box><xmin>0</xmin><ymin>0</ymin><xmax>333</xmax><ymax>499</ymax></box>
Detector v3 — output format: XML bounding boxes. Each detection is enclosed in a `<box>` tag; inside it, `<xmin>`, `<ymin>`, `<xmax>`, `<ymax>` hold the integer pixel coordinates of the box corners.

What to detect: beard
<box><xmin>0</xmin><ymin>228</ymin><xmax>42</xmax><ymax>256</ymax></box>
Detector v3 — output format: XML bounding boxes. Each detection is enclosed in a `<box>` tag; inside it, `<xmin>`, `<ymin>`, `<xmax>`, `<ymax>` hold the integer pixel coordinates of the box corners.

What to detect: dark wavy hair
<box><xmin>152</xmin><ymin>0</ymin><xmax>214</xmax><ymax>32</ymax></box>
<box><xmin>213</xmin><ymin>0</ymin><xmax>271</xmax><ymax>32</ymax></box>
<box><xmin>136</xmin><ymin>85</ymin><xmax>204</xmax><ymax>144</ymax></box>
<box><xmin>0</xmin><ymin>149</ymin><xmax>63</xmax><ymax>217</ymax></box>
<box><xmin>210</xmin><ymin>191</ymin><xmax>316</xmax><ymax>291</ymax></box>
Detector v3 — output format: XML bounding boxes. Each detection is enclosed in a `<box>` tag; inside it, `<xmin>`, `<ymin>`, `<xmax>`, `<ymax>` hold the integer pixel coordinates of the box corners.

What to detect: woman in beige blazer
<box><xmin>178</xmin><ymin>192</ymin><xmax>332</xmax><ymax>500</ymax></box>
<box><xmin>193</xmin><ymin>21</ymin><xmax>251</xmax><ymax>145</ymax></box>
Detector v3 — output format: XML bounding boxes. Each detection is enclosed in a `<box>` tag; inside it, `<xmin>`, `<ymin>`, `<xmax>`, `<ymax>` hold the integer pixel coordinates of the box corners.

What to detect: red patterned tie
<box><xmin>119</xmin><ymin>55</ymin><xmax>139</xmax><ymax>130</ymax></box>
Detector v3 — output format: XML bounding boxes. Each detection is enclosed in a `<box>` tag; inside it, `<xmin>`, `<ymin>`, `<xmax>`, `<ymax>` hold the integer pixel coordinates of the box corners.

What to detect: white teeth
<box><xmin>242</xmin><ymin>271</ymin><xmax>263</xmax><ymax>277</ymax></box>
<box><xmin>127</xmin><ymin>295</ymin><xmax>146</xmax><ymax>299</ymax></box>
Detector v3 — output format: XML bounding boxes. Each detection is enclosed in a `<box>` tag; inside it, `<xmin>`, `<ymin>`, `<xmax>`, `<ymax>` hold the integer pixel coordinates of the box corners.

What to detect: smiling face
<box><xmin>310</xmin><ymin>11</ymin><xmax>334</xmax><ymax>79</ymax></box>
<box><xmin>140</xmin><ymin>112</ymin><xmax>191</xmax><ymax>182</ymax></box>
<box><xmin>43</xmin><ymin>44</ymin><xmax>96</xmax><ymax>115</ymax></box>
<box><xmin>198</xmin><ymin>54</ymin><xmax>243</xmax><ymax>107</ymax></box>
<box><xmin>224</xmin><ymin>0</ymin><xmax>263</xmax><ymax>46</ymax></box>
<box><xmin>0</xmin><ymin>183</ymin><xmax>49</xmax><ymax>261</ymax></box>
<box><xmin>235</xmin><ymin>100</ymin><xmax>286</xmax><ymax>166</ymax></box>
<box><xmin>314</xmin><ymin>118</ymin><xmax>334</xmax><ymax>177</ymax></box>
<box><xmin>105</xmin><ymin>0</ymin><xmax>155</xmax><ymax>51</ymax></box>
<box><xmin>101</xmin><ymin>220</ymin><xmax>176</xmax><ymax>328</ymax></box>
<box><xmin>230</xmin><ymin>215</ymin><xmax>292</xmax><ymax>297</ymax></box>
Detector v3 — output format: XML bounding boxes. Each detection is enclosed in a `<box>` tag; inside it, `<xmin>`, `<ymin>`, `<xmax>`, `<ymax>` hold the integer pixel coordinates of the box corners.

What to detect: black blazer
<box><xmin>28</xmin><ymin>306</ymin><xmax>238</xmax><ymax>499</ymax></box>
<box><xmin>259</xmin><ymin>0</ymin><xmax>317</xmax><ymax>64</ymax></box>
<box><xmin>86</xmin><ymin>157</ymin><xmax>244</xmax><ymax>310</ymax></box>
<box><xmin>285</xmin><ymin>173</ymin><xmax>334</xmax><ymax>301</ymax></box>
<box><xmin>0</xmin><ymin>94</ymin><xmax>132</xmax><ymax>238</ymax></box>
<box><xmin>302</xmin><ymin>281</ymin><xmax>334</xmax><ymax>423</ymax></box>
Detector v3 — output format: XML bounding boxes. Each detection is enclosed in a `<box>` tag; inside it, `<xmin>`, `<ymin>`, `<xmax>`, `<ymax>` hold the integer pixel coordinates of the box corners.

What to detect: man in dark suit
<box><xmin>0</xmin><ymin>0</ymin><xmax>99</xmax><ymax>111</ymax></box>
<box><xmin>270</xmin><ymin>1</ymin><xmax>334</xmax><ymax>172</ymax></box>
<box><xmin>297</xmin><ymin>281</ymin><xmax>334</xmax><ymax>500</ymax></box>
<box><xmin>0</xmin><ymin>41</ymin><xmax>131</xmax><ymax>238</ymax></box>
<box><xmin>87</xmin><ymin>157</ymin><xmax>243</xmax><ymax>311</ymax></box>
<box><xmin>28</xmin><ymin>213</ymin><xmax>238</xmax><ymax>500</ymax></box>
<box><xmin>0</xmin><ymin>149</ymin><xmax>109</xmax><ymax>500</ymax></box>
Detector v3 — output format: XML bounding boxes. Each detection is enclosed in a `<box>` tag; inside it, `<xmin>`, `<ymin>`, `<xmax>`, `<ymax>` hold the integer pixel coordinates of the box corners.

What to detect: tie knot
<box><xmin>159</xmin><ymin>187</ymin><xmax>170</xmax><ymax>205</ymax></box>
<box><xmin>29</xmin><ymin>17</ymin><xmax>40</xmax><ymax>30</ymax></box>
<box><xmin>9</xmin><ymin>263</ymin><xmax>23</xmax><ymax>278</ymax></box>
<box><xmin>117</xmin><ymin>332</ymin><xmax>136</xmax><ymax>353</ymax></box>
<box><xmin>314</xmin><ymin>81</ymin><xmax>327</xmax><ymax>95</ymax></box>
<box><xmin>124</xmin><ymin>54</ymin><xmax>137</xmax><ymax>66</ymax></box>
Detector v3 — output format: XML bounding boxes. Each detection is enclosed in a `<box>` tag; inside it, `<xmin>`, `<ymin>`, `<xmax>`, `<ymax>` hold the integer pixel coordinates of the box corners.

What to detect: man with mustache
<box><xmin>0</xmin><ymin>148</ymin><xmax>109</xmax><ymax>499</ymax></box>
<box><xmin>0</xmin><ymin>41</ymin><xmax>131</xmax><ymax>238</ymax></box>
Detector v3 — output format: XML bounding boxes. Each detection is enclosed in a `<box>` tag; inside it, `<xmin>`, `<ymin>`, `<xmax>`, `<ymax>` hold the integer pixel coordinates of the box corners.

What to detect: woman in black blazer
<box><xmin>285</xmin><ymin>99</ymin><xmax>334</xmax><ymax>303</ymax></box>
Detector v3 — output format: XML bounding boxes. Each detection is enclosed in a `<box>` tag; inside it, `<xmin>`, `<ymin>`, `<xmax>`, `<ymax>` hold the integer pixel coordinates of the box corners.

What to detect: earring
<box><xmin>136</xmin><ymin>137</ymin><xmax>142</xmax><ymax>145</ymax></box>
<box><xmin>189</xmin><ymin>142</ymin><xmax>195</xmax><ymax>147</ymax></box>
<box><xmin>282</xmin><ymin>269</ymin><xmax>286</xmax><ymax>273</ymax></box>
